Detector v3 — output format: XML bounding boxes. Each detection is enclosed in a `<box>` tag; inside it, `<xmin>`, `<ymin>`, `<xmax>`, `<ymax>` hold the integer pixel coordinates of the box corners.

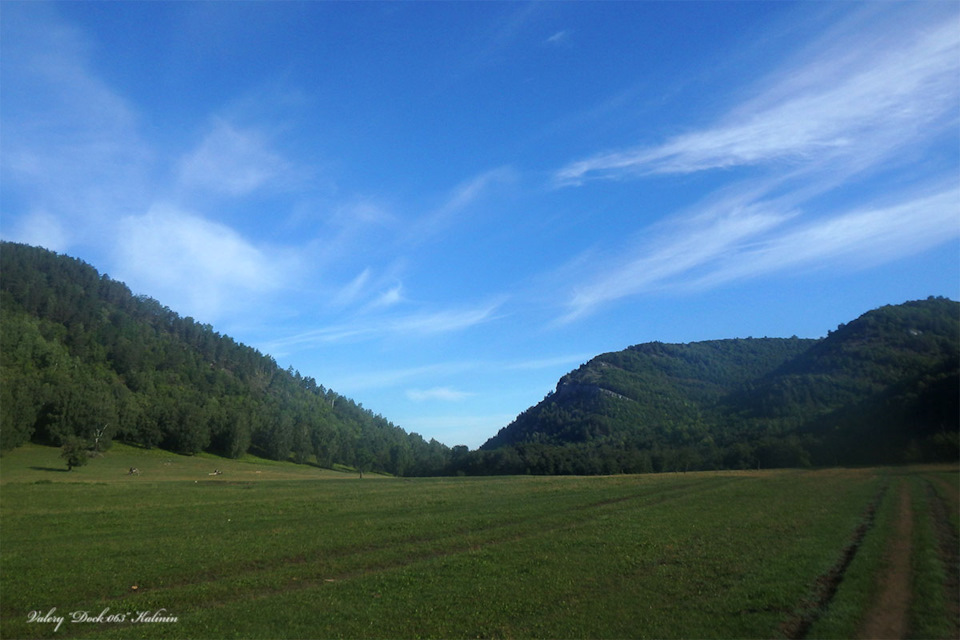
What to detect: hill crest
<box><xmin>474</xmin><ymin>297</ymin><xmax>958</xmax><ymax>474</ymax></box>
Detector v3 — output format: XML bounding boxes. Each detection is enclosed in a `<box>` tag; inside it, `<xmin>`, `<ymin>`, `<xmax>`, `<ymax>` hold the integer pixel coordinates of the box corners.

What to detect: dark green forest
<box><xmin>468</xmin><ymin>297</ymin><xmax>959</xmax><ymax>475</ymax></box>
<box><xmin>0</xmin><ymin>242</ymin><xmax>450</xmax><ymax>475</ymax></box>
<box><xmin>2</xmin><ymin>242</ymin><xmax>957</xmax><ymax>476</ymax></box>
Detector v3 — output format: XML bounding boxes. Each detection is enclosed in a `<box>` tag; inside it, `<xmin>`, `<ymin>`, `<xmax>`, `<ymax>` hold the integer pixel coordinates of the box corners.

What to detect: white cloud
<box><xmin>560</xmin><ymin>182</ymin><xmax>959</xmax><ymax>322</ymax></box>
<box><xmin>555</xmin><ymin>10</ymin><xmax>959</xmax><ymax>185</ymax></box>
<box><xmin>114</xmin><ymin>205</ymin><xmax>285</xmax><ymax>322</ymax></box>
<box><xmin>392</xmin><ymin>300</ymin><xmax>504</xmax><ymax>335</ymax></box>
<box><xmin>553</xmin><ymin>5</ymin><xmax>960</xmax><ymax>322</ymax></box>
<box><xmin>406</xmin><ymin>387</ymin><xmax>474</xmax><ymax>402</ymax></box>
<box><xmin>561</xmin><ymin>193</ymin><xmax>794</xmax><ymax>322</ymax></box>
<box><xmin>263</xmin><ymin>299</ymin><xmax>504</xmax><ymax>352</ymax></box>
<box><xmin>688</xmin><ymin>186</ymin><xmax>960</xmax><ymax>290</ymax></box>
<box><xmin>178</xmin><ymin>119</ymin><xmax>292</xmax><ymax>197</ymax></box>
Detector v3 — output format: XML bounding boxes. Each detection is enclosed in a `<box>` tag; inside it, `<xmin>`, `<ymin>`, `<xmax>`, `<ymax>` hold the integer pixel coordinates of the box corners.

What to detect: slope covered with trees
<box><xmin>470</xmin><ymin>298</ymin><xmax>958</xmax><ymax>475</ymax></box>
<box><xmin>0</xmin><ymin>242</ymin><xmax>450</xmax><ymax>475</ymax></box>
<box><xmin>3</xmin><ymin>243</ymin><xmax>956</xmax><ymax>477</ymax></box>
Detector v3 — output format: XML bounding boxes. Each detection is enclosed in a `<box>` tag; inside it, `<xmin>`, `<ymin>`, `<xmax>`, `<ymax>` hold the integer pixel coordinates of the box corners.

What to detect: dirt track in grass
<box><xmin>857</xmin><ymin>484</ymin><xmax>913</xmax><ymax>640</ymax></box>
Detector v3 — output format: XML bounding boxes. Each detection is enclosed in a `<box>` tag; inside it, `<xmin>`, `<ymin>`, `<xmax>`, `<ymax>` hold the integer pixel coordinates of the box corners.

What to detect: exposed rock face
<box><xmin>554</xmin><ymin>380</ymin><xmax>628</xmax><ymax>401</ymax></box>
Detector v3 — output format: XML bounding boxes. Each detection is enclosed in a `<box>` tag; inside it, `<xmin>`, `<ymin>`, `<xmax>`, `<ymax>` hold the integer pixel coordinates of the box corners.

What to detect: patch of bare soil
<box><xmin>856</xmin><ymin>484</ymin><xmax>913</xmax><ymax>640</ymax></box>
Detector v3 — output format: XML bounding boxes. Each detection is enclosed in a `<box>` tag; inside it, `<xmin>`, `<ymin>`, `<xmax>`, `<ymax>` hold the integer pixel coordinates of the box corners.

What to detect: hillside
<box><xmin>3</xmin><ymin>242</ymin><xmax>957</xmax><ymax>477</ymax></box>
<box><xmin>471</xmin><ymin>298</ymin><xmax>958</xmax><ymax>474</ymax></box>
<box><xmin>481</xmin><ymin>337</ymin><xmax>816</xmax><ymax>450</ymax></box>
<box><xmin>0</xmin><ymin>242</ymin><xmax>451</xmax><ymax>475</ymax></box>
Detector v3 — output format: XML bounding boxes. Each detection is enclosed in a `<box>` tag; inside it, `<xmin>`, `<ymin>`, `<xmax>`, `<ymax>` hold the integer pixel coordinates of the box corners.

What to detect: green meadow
<box><xmin>1</xmin><ymin>444</ymin><xmax>956</xmax><ymax>639</ymax></box>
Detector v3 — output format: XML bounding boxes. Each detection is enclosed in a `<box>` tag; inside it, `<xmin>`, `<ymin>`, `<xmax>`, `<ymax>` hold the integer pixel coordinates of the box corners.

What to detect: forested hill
<box><xmin>3</xmin><ymin>242</ymin><xmax>957</xmax><ymax>477</ymax></box>
<box><xmin>468</xmin><ymin>297</ymin><xmax>959</xmax><ymax>475</ymax></box>
<box><xmin>0</xmin><ymin>242</ymin><xmax>451</xmax><ymax>475</ymax></box>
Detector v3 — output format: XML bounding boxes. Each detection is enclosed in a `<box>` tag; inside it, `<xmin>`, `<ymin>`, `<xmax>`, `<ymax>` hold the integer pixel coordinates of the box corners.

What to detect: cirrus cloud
<box><xmin>555</xmin><ymin>11</ymin><xmax>958</xmax><ymax>185</ymax></box>
<box><xmin>554</xmin><ymin>4</ymin><xmax>959</xmax><ymax>323</ymax></box>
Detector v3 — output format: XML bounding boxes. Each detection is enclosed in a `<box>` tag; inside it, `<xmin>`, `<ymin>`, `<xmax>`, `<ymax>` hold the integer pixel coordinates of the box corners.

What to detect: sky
<box><xmin>2</xmin><ymin>1</ymin><xmax>958</xmax><ymax>449</ymax></box>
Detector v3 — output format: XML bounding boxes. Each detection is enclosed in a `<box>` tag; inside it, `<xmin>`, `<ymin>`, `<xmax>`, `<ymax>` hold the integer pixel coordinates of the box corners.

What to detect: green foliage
<box><xmin>4</xmin><ymin>241</ymin><xmax>956</xmax><ymax>478</ymax></box>
<box><xmin>474</xmin><ymin>298</ymin><xmax>959</xmax><ymax>475</ymax></box>
<box><xmin>0</xmin><ymin>242</ymin><xmax>450</xmax><ymax>475</ymax></box>
<box><xmin>59</xmin><ymin>436</ymin><xmax>88</xmax><ymax>471</ymax></box>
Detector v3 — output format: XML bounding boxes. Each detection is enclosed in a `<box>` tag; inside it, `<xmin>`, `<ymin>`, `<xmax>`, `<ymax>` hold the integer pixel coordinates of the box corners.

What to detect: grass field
<box><xmin>1</xmin><ymin>444</ymin><xmax>956</xmax><ymax>639</ymax></box>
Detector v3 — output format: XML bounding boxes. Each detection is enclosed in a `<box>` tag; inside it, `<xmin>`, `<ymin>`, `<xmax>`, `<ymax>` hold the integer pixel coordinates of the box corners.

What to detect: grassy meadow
<box><xmin>1</xmin><ymin>444</ymin><xmax>956</xmax><ymax>639</ymax></box>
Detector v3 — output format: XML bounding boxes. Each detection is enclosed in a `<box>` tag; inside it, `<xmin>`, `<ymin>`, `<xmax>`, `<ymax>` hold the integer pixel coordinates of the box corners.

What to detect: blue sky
<box><xmin>2</xmin><ymin>1</ymin><xmax>958</xmax><ymax>448</ymax></box>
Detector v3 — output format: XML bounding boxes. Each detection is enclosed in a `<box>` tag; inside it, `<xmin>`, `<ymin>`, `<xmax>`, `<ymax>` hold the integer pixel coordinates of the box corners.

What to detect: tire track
<box><xmin>856</xmin><ymin>482</ymin><xmax>913</xmax><ymax>640</ymax></box>
<box><xmin>781</xmin><ymin>483</ymin><xmax>887</xmax><ymax>639</ymax></box>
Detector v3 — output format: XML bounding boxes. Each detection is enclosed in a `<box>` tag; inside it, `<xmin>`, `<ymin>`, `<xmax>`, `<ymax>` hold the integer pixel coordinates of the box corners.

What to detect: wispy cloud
<box><xmin>406</xmin><ymin>387</ymin><xmax>474</xmax><ymax>402</ymax></box>
<box><xmin>408</xmin><ymin>166</ymin><xmax>517</xmax><ymax>243</ymax></box>
<box><xmin>554</xmin><ymin>5</ymin><xmax>960</xmax><ymax>322</ymax></box>
<box><xmin>178</xmin><ymin>119</ymin><xmax>292</xmax><ymax>197</ymax></box>
<box><xmin>545</xmin><ymin>30</ymin><xmax>570</xmax><ymax>46</ymax></box>
<box><xmin>561</xmin><ymin>189</ymin><xmax>794</xmax><ymax>322</ymax></box>
<box><xmin>504</xmin><ymin>353</ymin><xmax>594</xmax><ymax>371</ymax></box>
<box><xmin>396</xmin><ymin>301</ymin><xmax>505</xmax><ymax>335</ymax></box>
<box><xmin>560</xmin><ymin>181</ymin><xmax>959</xmax><ymax>322</ymax></box>
<box><xmin>308</xmin><ymin>352</ymin><xmax>591</xmax><ymax>394</ymax></box>
<box><xmin>263</xmin><ymin>298</ymin><xmax>505</xmax><ymax>352</ymax></box>
<box><xmin>687</xmin><ymin>185</ymin><xmax>960</xmax><ymax>290</ymax></box>
<box><xmin>314</xmin><ymin>362</ymin><xmax>478</xmax><ymax>394</ymax></box>
<box><xmin>555</xmin><ymin>10</ymin><xmax>958</xmax><ymax>185</ymax></box>
<box><xmin>332</xmin><ymin>268</ymin><xmax>373</xmax><ymax>308</ymax></box>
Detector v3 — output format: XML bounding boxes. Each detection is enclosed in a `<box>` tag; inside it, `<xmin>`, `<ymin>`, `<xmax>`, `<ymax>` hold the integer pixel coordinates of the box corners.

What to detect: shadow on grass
<box><xmin>29</xmin><ymin>466</ymin><xmax>70</xmax><ymax>473</ymax></box>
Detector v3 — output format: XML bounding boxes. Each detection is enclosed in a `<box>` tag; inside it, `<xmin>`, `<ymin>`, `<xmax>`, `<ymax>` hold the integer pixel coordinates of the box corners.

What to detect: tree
<box><xmin>60</xmin><ymin>436</ymin><xmax>89</xmax><ymax>471</ymax></box>
<box><xmin>355</xmin><ymin>449</ymin><xmax>373</xmax><ymax>478</ymax></box>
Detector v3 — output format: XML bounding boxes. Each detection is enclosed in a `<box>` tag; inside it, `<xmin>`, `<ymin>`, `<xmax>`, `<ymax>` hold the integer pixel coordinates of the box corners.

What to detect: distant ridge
<box><xmin>466</xmin><ymin>297</ymin><xmax>958</xmax><ymax>474</ymax></box>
